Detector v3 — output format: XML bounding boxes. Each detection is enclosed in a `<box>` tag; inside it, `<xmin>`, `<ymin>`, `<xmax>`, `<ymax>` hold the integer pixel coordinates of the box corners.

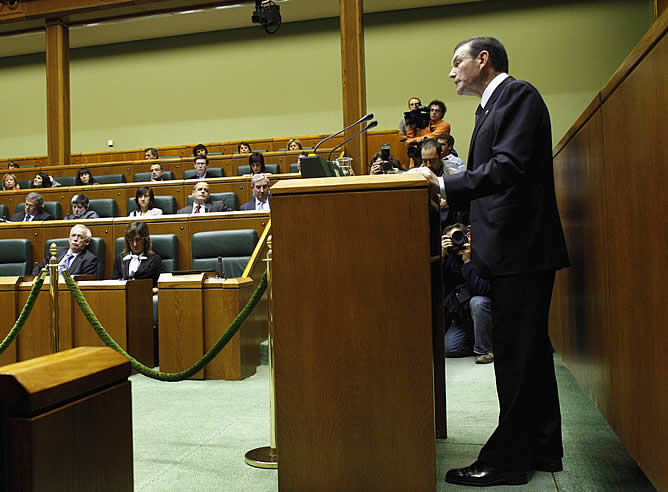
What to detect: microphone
<box><xmin>328</xmin><ymin>120</ymin><xmax>378</xmax><ymax>162</ymax></box>
<box><xmin>313</xmin><ymin>113</ymin><xmax>374</xmax><ymax>153</ymax></box>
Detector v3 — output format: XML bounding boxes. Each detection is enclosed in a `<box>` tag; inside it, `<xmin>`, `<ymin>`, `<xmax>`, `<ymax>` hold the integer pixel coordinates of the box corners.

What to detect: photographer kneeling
<box><xmin>368</xmin><ymin>146</ymin><xmax>404</xmax><ymax>175</ymax></box>
<box><xmin>442</xmin><ymin>224</ymin><xmax>494</xmax><ymax>364</ymax></box>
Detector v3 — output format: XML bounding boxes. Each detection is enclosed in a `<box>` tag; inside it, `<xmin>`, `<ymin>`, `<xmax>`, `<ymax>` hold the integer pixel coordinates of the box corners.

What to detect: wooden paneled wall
<box><xmin>3</xmin><ymin>130</ymin><xmax>404</xmax><ymax>170</ymax></box>
<box><xmin>550</xmin><ymin>10</ymin><xmax>667</xmax><ymax>490</ymax></box>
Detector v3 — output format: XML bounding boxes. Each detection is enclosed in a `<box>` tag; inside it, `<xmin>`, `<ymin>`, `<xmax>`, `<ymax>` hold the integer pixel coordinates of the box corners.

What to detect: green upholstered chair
<box><xmin>0</xmin><ymin>239</ymin><xmax>32</xmax><ymax>276</ymax></box>
<box><xmin>87</xmin><ymin>199</ymin><xmax>117</xmax><ymax>218</ymax></box>
<box><xmin>289</xmin><ymin>163</ymin><xmax>300</xmax><ymax>173</ymax></box>
<box><xmin>127</xmin><ymin>195</ymin><xmax>177</xmax><ymax>215</ymax></box>
<box><xmin>0</xmin><ymin>204</ymin><xmax>8</xmax><ymax>220</ymax></box>
<box><xmin>17</xmin><ymin>179</ymin><xmax>32</xmax><ymax>189</ymax></box>
<box><xmin>95</xmin><ymin>174</ymin><xmax>126</xmax><ymax>185</ymax></box>
<box><xmin>43</xmin><ymin>237</ymin><xmax>105</xmax><ymax>280</ymax></box>
<box><xmin>236</xmin><ymin>163</ymin><xmax>280</xmax><ymax>176</ymax></box>
<box><xmin>132</xmin><ymin>171</ymin><xmax>175</xmax><ymax>182</ymax></box>
<box><xmin>15</xmin><ymin>201</ymin><xmax>62</xmax><ymax>220</ymax></box>
<box><xmin>54</xmin><ymin>175</ymin><xmax>77</xmax><ymax>186</ymax></box>
<box><xmin>183</xmin><ymin>167</ymin><xmax>224</xmax><ymax>180</ymax></box>
<box><xmin>186</xmin><ymin>192</ymin><xmax>238</xmax><ymax>211</ymax></box>
<box><xmin>191</xmin><ymin>229</ymin><xmax>258</xmax><ymax>278</ymax></box>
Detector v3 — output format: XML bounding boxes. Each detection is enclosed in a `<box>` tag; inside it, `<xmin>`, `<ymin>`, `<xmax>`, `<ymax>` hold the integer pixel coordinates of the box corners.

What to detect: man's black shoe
<box><xmin>533</xmin><ymin>458</ymin><xmax>563</xmax><ymax>472</ymax></box>
<box><xmin>445</xmin><ymin>461</ymin><xmax>529</xmax><ymax>487</ymax></box>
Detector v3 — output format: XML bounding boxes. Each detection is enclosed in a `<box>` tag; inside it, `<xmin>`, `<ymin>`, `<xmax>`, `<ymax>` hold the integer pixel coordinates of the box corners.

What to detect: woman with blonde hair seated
<box><xmin>2</xmin><ymin>173</ymin><xmax>20</xmax><ymax>191</ymax></box>
<box><xmin>287</xmin><ymin>138</ymin><xmax>303</xmax><ymax>151</ymax></box>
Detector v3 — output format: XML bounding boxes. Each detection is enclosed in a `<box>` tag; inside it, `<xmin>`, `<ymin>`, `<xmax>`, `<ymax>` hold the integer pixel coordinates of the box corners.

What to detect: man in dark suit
<box><xmin>184</xmin><ymin>156</ymin><xmax>211</xmax><ymax>180</ymax></box>
<box><xmin>10</xmin><ymin>192</ymin><xmax>54</xmax><ymax>222</ymax></box>
<box><xmin>177</xmin><ymin>181</ymin><xmax>232</xmax><ymax>214</ymax></box>
<box><xmin>438</xmin><ymin>36</ymin><xmax>569</xmax><ymax>487</ymax></box>
<box><xmin>34</xmin><ymin>224</ymin><xmax>98</xmax><ymax>277</ymax></box>
<box><xmin>240</xmin><ymin>174</ymin><xmax>270</xmax><ymax>211</ymax></box>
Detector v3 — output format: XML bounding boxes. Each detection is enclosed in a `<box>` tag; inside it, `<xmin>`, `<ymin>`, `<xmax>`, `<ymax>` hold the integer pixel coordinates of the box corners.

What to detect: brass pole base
<box><xmin>244</xmin><ymin>446</ymin><xmax>277</xmax><ymax>469</ymax></box>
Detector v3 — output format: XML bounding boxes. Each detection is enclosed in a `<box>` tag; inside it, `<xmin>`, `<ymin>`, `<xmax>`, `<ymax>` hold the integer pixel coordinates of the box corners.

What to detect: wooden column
<box><xmin>339</xmin><ymin>0</ymin><xmax>368</xmax><ymax>175</ymax></box>
<box><xmin>45</xmin><ymin>20</ymin><xmax>71</xmax><ymax>166</ymax></box>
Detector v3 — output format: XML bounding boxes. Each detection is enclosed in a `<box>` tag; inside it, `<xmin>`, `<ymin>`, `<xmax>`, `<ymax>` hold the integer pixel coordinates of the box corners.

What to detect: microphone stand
<box><xmin>327</xmin><ymin>121</ymin><xmax>378</xmax><ymax>162</ymax></box>
<box><xmin>312</xmin><ymin>113</ymin><xmax>374</xmax><ymax>154</ymax></box>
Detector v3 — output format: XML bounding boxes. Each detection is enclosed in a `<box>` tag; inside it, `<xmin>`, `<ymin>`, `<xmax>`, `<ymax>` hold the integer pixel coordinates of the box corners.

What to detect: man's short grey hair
<box><xmin>251</xmin><ymin>173</ymin><xmax>268</xmax><ymax>186</ymax></box>
<box><xmin>25</xmin><ymin>191</ymin><xmax>44</xmax><ymax>207</ymax></box>
<box><xmin>71</xmin><ymin>224</ymin><xmax>92</xmax><ymax>240</ymax></box>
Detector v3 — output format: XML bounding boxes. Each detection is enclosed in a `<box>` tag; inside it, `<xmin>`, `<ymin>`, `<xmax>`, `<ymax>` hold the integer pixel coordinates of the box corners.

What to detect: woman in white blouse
<box><xmin>129</xmin><ymin>186</ymin><xmax>163</xmax><ymax>217</ymax></box>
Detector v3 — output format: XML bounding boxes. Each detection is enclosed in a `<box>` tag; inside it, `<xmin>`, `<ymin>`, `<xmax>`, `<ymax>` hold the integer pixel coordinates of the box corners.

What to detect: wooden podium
<box><xmin>270</xmin><ymin>175</ymin><xmax>441</xmax><ymax>492</ymax></box>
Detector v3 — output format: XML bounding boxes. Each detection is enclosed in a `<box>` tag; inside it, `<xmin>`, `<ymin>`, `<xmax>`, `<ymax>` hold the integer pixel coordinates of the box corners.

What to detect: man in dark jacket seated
<box><xmin>10</xmin><ymin>192</ymin><xmax>54</xmax><ymax>222</ymax></box>
<box><xmin>442</xmin><ymin>224</ymin><xmax>493</xmax><ymax>363</ymax></box>
<box><xmin>34</xmin><ymin>224</ymin><xmax>98</xmax><ymax>277</ymax></box>
<box><xmin>177</xmin><ymin>181</ymin><xmax>232</xmax><ymax>214</ymax></box>
<box><xmin>240</xmin><ymin>174</ymin><xmax>270</xmax><ymax>211</ymax></box>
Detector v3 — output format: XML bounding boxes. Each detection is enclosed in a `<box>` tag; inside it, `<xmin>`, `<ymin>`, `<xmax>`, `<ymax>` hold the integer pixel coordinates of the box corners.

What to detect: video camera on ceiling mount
<box><xmin>252</xmin><ymin>0</ymin><xmax>281</xmax><ymax>34</ymax></box>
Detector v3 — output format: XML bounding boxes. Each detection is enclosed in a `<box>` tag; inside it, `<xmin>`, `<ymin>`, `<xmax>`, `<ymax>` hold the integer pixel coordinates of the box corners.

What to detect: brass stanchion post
<box><xmin>47</xmin><ymin>242</ymin><xmax>60</xmax><ymax>353</ymax></box>
<box><xmin>245</xmin><ymin>235</ymin><xmax>278</xmax><ymax>469</ymax></box>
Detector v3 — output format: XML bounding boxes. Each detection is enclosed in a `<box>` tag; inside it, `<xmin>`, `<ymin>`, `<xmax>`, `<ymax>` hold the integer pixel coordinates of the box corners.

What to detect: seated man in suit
<box><xmin>241</xmin><ymin>174</ymin><xmax>270</xmax><ymax>211</ymax></box>
<box><xmin>10</xmin><ymin>191</ymin><xmax>54</xmax><ymax>222</ymax></box>
<box><xmin>150</xmin><ymin>162</ymin><xmax>166</xmax><ymax>182</ymax></box>
<box><xmin>33</xmin><ymin>224</ymin><xmax>98</xmax><ymax>277</ymax></box>
<box><xmin>177</xmin><ymin>181</ymin><xmax>232</xmax><ymax>214</ymax></box>
<box><xmin>185</xmin><ymin>156</ymin><xmax>210</xmax><ymax>179</ymax></box>
<box><xmin>144</xmin><ymin>147</ymin><xmax>159</xmax><ymax>160</ymax></box>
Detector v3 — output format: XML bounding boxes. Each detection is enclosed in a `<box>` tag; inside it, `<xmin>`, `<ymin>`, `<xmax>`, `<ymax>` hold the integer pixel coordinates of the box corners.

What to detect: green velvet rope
<box><xmin>0</xmin><ymin>270</ymin><xmax>48</xmax><ymax>357</ymax></box>
<box><xmin>64</xmin><ymin>272</ymin><xmax>268</xmax><ymax>382</ymax></box>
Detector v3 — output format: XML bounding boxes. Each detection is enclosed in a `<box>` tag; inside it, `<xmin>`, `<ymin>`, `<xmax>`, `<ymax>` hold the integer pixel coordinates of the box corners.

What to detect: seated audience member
<box><xmin>145</xmin><ymin>147</ymin><xmax>159</xmax><ymax>160</ymax></box>
<box><xmin>64</xmin><ymin>194</ymin><xmax>100</xmax><ymax>220</ymax></box>
<box><xmin>368</xmin><ymin>151</ymin><xmax>404</xmax><ymax>175</ymax></box>
<box><xmin>406</xmin><ymin>99</ymin><xmax>451</xmax><ymax>145</ymax></box>
<box><xmin>241</xmin><ymin>174</ymin><xmax>270</xmax><ymax>211</ymax></box>
<box><xmin>113</xmin><ymin>221</ymin><xmax>162</xmax><ymax>291</ymax></box>
<box><xmin>8</xmin><ymin>161</ymin><xmax>19</xmax><ymax>169</ymax></box>
<box><xmin>437</xmin><ymin>134</ymin><xmax>465</xmax><ymax>173</ymax></box>
<box><xmin>32</xmin><ymin>172</ymin><xmax>53</xmax><ymax>188</ymax></box>
<box><xmin>177</xmin><ymin>181</ymin><xmax>232</xmax><ymax>214</ymax></box>
<box><xmin>3</xmin><ymin>173</ymin><xmax>20</xmax><ymax>190</ymax></box>
<box><xmin>441</xmin><ymin>224</ymin><xmax>493</xmax><ymax>363</ymax></box>
<box><xmin>186</xmin><ymin>156</ymin><xmax>210</xmax><ymax>180</ymax></box>
<box><xmin>150</xmin><ymin>162</ymin><xmax>166</xmax><ymax>181</ymax></box>
<box><xmin>10</xmin><ymin>191</ymin><xmax>53</xmax><ymax>222</ymax></box>
<box><xmin>238</xmin><ymin>142</ymin><xmax>252</xmax><ymax>154</ymax></box>
<box><xmin>129</xmin><ymin>186</ymin><xmax>163</xmax><ymax>217</ymax></box>
<box><xmin>33</xmin><ymin>224</ymin><xmax>98</xmax><ymax>276</ymax></box>
<box><xmin>287</xmin><ymin>138</ymin><xmax>303</xmax><ymax>151</ymax></box>
<box><xmin>398</xmin><ymin>96</ymin><xmax>422</xmax><ymax>140</ymax></box>
<box><xmin>421</xmin><ymin>139</ymin><xmax>467</xmax><ymax>226</ymax></box>
<box><xmin>248</xmin><ymin>152</ymin><xmax>267</xmax><ymax>175</ymax></box>
<box><xmin>75</xmin><ymin>167</ymin><xmax>97</xmax><ymax>186</ymax></box>
<box><xmin>193</xmin><ymin>144</ymin><xmax>208</xmax><ymax>157</ymax></box>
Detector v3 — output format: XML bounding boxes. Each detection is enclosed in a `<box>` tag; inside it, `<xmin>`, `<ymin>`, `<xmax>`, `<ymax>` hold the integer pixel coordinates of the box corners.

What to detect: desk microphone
<box><xmin>327</xmin><ymin>120</ymin><xmax>378</xmax><ymax>162</ymax></box>
<box><xmin>313</xmin><ymin>113</ymin><xmax>374</xmax><ymax>153</ymax></box>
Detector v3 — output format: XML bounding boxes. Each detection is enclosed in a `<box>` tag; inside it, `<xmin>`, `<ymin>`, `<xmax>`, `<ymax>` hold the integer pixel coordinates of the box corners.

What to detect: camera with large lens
<box><xmin>448</xmin><ymin>229</ymin><xmax>468</xmax><ymax>253</ymax></box>
<box><xmin>403</xmin><ymin>105</ymin><xmax>430</xmax><ymax>130</ymax></box>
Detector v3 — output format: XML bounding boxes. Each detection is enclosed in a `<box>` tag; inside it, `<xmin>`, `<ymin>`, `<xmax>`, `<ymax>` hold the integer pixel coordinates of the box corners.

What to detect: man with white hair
<box><xmin>34</xmin><ymin>224</ymin><xmax>98</xmax><ymax>277</ymax></box>
<box><xmin>240</xmin><ymin>174</ymin><xmax>270</xmax><ymax>211</ymax></box>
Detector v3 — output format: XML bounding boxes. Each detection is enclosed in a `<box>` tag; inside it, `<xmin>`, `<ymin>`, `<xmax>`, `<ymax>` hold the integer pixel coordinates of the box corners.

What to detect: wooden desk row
<box><xmin>2</xmin><ymin>129</ymin><xmax>402</xmax><ymax>168</ymax></box>
<box><xmin>0</xmin><ymin>211</ymin><xmax>270</xmax><ymax>281</ymax></box>
<box><xmin>0</xmin><ymin>173</ymin><xmax>297</xmax><ymax>218</ymax></box>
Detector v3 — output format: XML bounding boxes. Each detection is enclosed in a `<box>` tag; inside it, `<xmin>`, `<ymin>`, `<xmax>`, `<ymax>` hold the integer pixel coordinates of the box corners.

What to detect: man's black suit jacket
<box><xmin>10</xmin><ymin>210</ymin><xmax>53</xmax><ymax>222</ymax></box>
<box><xmin>444</xmin><ymin>76</ymin><xmax>568</xmax><ymax>279</ymax></box>
<box><xmin>33</xmin><ymin>247</ymin><xmax>98</xmax><ymax>277</ymax></box>
<box><xmin>112</xmin><ymin>253</ymin><xmax>162</xmax><ymax>288</ymax></box>
<box><xmin>240</xmin><ymin>197</ymin><xmax>270</xmax><ymax>211</ymax></box>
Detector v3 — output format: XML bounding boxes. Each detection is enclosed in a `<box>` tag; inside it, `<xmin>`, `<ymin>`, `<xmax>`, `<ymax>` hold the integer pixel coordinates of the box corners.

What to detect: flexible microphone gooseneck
<box><xmin>312</xmin><ymin>113</ymin><xmax>374</xmax><ymax>153</ymax></box>
<box><xmin>327</xmin><ymin>120</ymin><xmax>378</xmax><ymax>162</ymax></box>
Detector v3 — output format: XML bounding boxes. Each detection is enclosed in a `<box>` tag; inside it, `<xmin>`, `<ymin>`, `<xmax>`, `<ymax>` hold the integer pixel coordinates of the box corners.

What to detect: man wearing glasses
<box><xmin>10</xmin><ymin>192</ymin><xmax>54</xmax><ymax>222</ymax></box>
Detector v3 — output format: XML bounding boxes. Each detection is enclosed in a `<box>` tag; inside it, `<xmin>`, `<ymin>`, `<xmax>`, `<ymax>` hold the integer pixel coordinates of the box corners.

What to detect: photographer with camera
<box><xmin>368</xmin><ymin>145</ymin><xmax>404</xmax><ymax>175</ymax></box>
<box><xmin>442</xmin><ymin>224</ymin><xmax>493</xmax><ymax>363</ymax></box>
<box><xmin>398</xmin><ymin>97</ymin><xmax>422</xmax><ymax>140</ymax></box>
<box><xmin>406</xmin><ymin>99</ymin><xmax>451</xmax><ymax>146</ymax></box>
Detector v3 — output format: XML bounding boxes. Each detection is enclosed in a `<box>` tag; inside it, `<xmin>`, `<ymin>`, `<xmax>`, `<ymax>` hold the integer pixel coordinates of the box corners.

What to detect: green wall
<box><xmin>0</xmin><ymin>0</ymin><xmax>652</xmax><ymax>159</ymax></box>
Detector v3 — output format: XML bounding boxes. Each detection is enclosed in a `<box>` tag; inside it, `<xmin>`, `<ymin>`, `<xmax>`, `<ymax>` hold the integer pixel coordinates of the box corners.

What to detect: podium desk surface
<box><xmin>270</xmin><ymin>173</ymin><xmax>428</xmax><ymax>195</ymax></box>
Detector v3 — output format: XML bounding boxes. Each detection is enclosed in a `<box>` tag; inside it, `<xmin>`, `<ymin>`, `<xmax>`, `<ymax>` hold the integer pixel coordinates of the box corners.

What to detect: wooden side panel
<box><xmin>0</xmin><ymin>278</ymin><xmax>20</xmax><ymax>366</ymax></box>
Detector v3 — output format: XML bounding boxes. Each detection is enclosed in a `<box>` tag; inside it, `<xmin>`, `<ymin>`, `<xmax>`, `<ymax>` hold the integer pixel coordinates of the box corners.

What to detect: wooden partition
<box><xmin>549</xmin><ymin>10</ymin><xmax>667</xmax><ymax>490</ymax></box>
<box><xmin>0</xmin><ymin>347</ymin><xmax>133</xmax><ymax>491</ymax></box>
<box><xmin>270</xmin><ymin>175</ymin><xmax>438</xmax><ymax>491</ymax></box>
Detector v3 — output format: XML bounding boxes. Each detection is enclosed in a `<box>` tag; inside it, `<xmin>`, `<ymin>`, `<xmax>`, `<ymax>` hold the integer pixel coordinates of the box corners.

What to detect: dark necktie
<box><xmin>59</xmin><ymin>253</ymin><xmax>74</xmax><ymax>275</ymax></box>
<box><xmin>194</xmin><ymin>204</ymin><xmax>201</xmax><ymax>214</ymax></box>
<box><xmin>475</xmin><ymin>104</ymin><xmax>484</xmax><ymax>126</ymax></box>
<box><xmin>24</xmin><ymin>214</ymin><xmax>32</xmax><ymax>222</ymax></box>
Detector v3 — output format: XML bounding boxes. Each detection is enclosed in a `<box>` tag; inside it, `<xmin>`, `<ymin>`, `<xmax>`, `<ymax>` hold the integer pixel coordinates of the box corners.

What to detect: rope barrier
<box><xmin>64</xmin><ymin>272</ymin><xmax>268</xmax><ymax>381</ymax></box>
<box><xmin>0</xmin><ymin>270</ymin><xmax>47</xmax><ymax>357</ymax></box>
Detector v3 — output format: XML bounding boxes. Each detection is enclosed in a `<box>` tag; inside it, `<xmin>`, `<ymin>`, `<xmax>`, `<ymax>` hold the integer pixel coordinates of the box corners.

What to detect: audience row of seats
<box><xmin>1</xmin><ymin>192</ymin><xmax>241</xmax><ymax>220</ymax></box>
<box><xmin>0</xmin><ymin>229</ymin><xmax>259</xmax><ymax>280</ymax></box>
